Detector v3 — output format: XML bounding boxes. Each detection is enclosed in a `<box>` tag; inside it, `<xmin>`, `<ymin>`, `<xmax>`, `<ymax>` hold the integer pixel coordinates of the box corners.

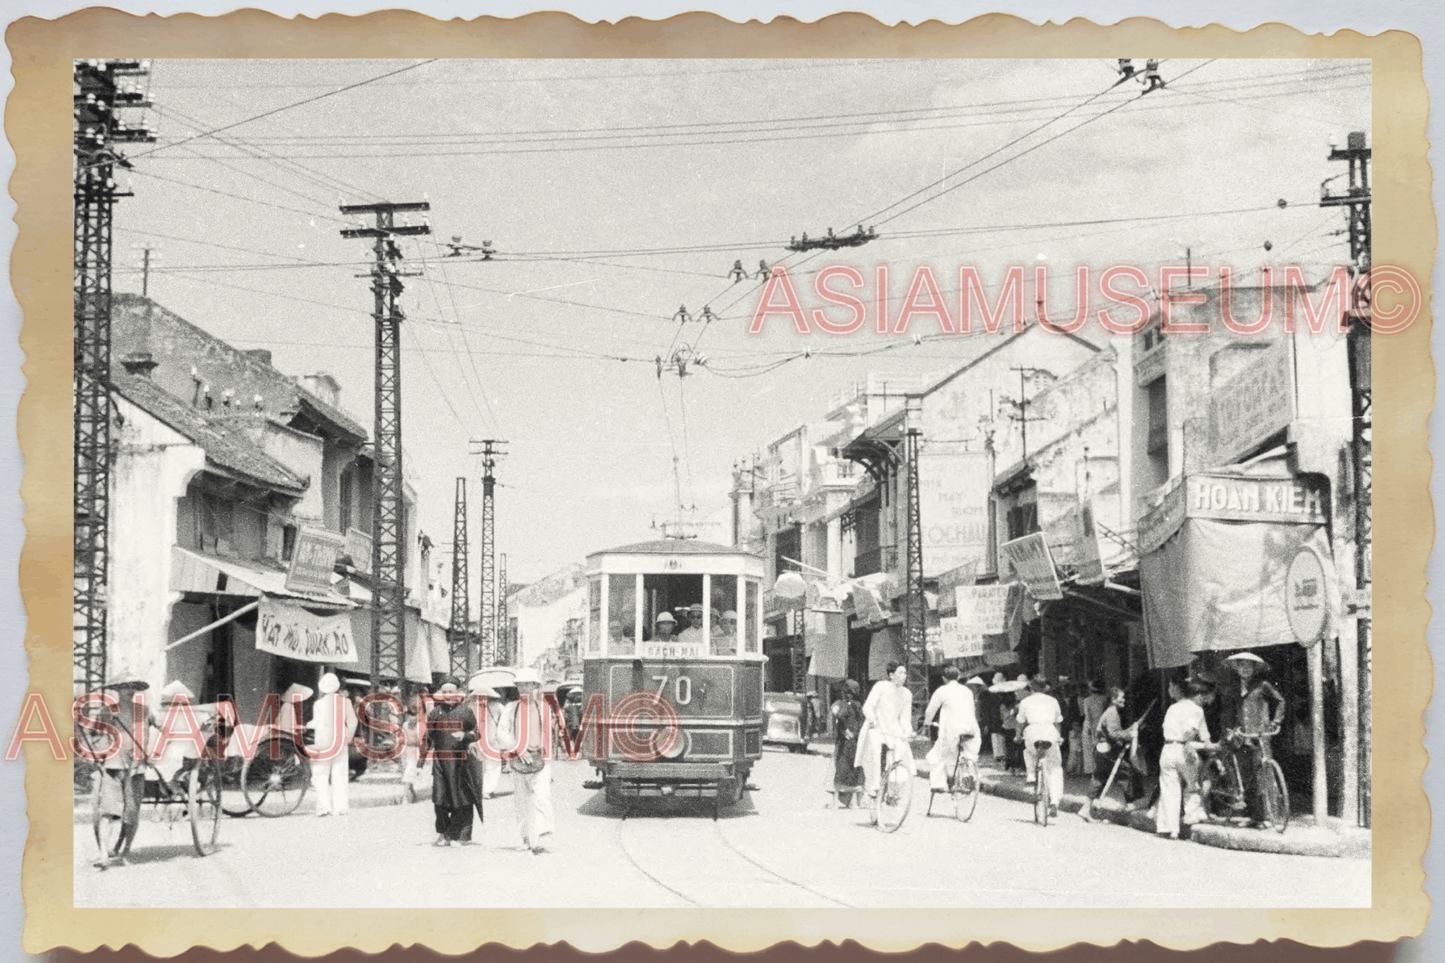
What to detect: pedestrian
<box><xmin>308</xmin><ymin>672</ymin><xmax>357</xmax><ymax>817</ymax></box>
<box><xmin>924</xmin><ymin>665</ymin><xmax>981</xmax><ymax>793</ymax></box>
<box><xmin>399</xmin><ymin>698</ymin><xmax>428</xmax><ymax>804</ymax></box>
<box><xmin>1220</xmin><ymin>652</ymin><xmax>1287</xmax><ymax>828</ymax></box>
<box><xmin>855</xmin><ymin>662</ymin><xmax>916</xmax><ymax>810</ymax></box>
<box><xmin>987</xmin><ymin>673</ymin><xmax>1009</xmax><ymax>764</ymax></box>
<box><xmin>1061</xmin><ymin>678</ymin><xmax>1084</xmax><ymax>775</ymax></box>
<box><xmin>1016</xmin><ymin>674</ymin><xmax>1065</xmax><ymax>818</ymax></box>
<box><xmin>1084</xmin><ymin>687</ymin><xmax>1147</xmax><ymax>817</ymax></box>
<box><xmin>277</xmin><ymin>682</ymin><xmax>313</xmax><ymax>739</ymax></box>
<box><xmin>504</xmin><ymin>668</ymin><xmax>556</xmax><ymax>854</ymax></box>
<box><xmin>966</xmin><ymin>676</ymin><xmax>990</xmax><ymax>751</ymax></box>
<box><xmin>463</xmin><ymin>674</ymin><xmax>499</xmax><ymax>833</ymax></box>
<box><xmin>1156</xmin><ymin>679</ymin><xmax>1217</xmax><ymax>840</ymax></box>
<box><xmin>1079</xmin><ymin>680</ymin><xmax>1108</xmax><ymax>777</ymax></box>
<box><xmin>425</xmin><ymin>677</ymin><xmax>478</xmax><ymax>846</ymax></box>
<box><xmin>829</xmin><ymin>679</ymin><xmax>865</xmax><ymax>807</ymax></box>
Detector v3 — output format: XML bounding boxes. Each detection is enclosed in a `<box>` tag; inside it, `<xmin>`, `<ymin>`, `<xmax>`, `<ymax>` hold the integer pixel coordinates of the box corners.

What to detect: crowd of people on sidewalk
<box><xmin>826</xmin><ymin>651</ymin><xmax>1289</xmax><ymax>839</ymax></box>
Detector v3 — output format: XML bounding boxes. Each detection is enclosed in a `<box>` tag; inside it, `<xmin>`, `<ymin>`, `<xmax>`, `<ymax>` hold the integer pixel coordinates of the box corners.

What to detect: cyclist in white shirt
<box><xmin>1015</xmin><ymin>674</ymin><xmax>1064</xmax><ymax>817</ymax></box>
<box><xmin>923</xmin><ymin>665</ymin><xmax>980</xmax><ymax>792</ymax></box>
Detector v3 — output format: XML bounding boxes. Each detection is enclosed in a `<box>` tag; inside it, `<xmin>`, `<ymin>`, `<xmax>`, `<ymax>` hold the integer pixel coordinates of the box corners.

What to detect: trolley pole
<box><xmin>74</xmin><ymin>59</ymin><xmax>154</xmax><ymax>693</ymax></box>
<box><xmin>340</xmin><ymin>200</ymin><xmax>430</xmax><ymax>690</ymax></box>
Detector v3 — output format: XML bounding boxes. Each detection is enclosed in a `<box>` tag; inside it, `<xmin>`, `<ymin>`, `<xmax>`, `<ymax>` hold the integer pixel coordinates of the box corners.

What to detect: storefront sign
<box><xmin>286</xmin><ymin>527</ymin><xmax>344</xmax><ymax>595</ymax></box>
<box><xmin>257</xmin><ymin>596</ymin><xmax>358</xmax><ymax>664</ymax></box>
<box><xmin>343</xmin><ymin>527</ymin><xmax>372</xmax><ymax>574</ymax></box>
<box><xmin>918</xmin><ymin>451</ymin><xmax>991</xmax><ymax>577</ymax></box>
<box><xmin>1209</xmin><ymin>340</ymin><xmax>1295</xmax><ymax>466</ymax></box>
<box><xmin>1186</xmin><ymin>474</ymin><xmax>1327</xmax><ymax>525</ymax></box>
<box><xmin>1000</xmin><ymin>533</ymin><xmax>1063</xmax><ymax>601</ymax></box>
<box><xmin>1139</xmin><ymin>473</ymin><xmax>1327</xmax><ymax>557</ymax></box>
<box><xmin>955</xmin><ymin>584</ymin><xmax>1011</xmax><ymax>636</ymax></box>
<box><xmin>934</xmin><ymin>562</ymin><xmax>977</xmax><ymax>614</ymax></box>
<box><xmin>1285</xmin><ymin>546</ymin><xmax>1330</xmax><ymax>645</ymax></box>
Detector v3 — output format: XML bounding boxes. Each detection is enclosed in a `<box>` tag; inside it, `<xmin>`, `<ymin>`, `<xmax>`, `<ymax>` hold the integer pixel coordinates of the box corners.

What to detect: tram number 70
<box><xmin>651</xmin><ymin>673</ymin><xmax>692</xmax><ymax>706</ymax></box>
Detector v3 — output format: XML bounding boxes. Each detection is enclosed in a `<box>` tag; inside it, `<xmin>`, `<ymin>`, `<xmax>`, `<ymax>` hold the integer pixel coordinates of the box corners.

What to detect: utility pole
<box><xmin>74</xmin><ymin>59</ymin><xmax>153</xmax><ymax>693</ymax></box>
<box><xmin>449</xmin><ymin>477</ymin><xmax>471</xmax><ymax>678</ymax></box>
<box><xmin>470</xmin><ymin>439</ymin><xmax>507</xmax><ymax>667</ymax></box>
<box><xmin>902</xmin><ymin>407</ymin><xmax>928</xmax><ymax>715</ymax></box>
<box><xmin>496</xmin><ymin>553</ymin><xmax>509</xmax><ymax>665</ymax></box>
<box><xmin>140</xmin><ymin>244</ymin><xmax>154</xmax><ymax>297</ymax></box>
<box><xmin>1005</xmin><ymin>366</ymin><xmax>1049</xmax><ymax>461</ymax></box>
<box><xmin>1324</xmin><ymin>130</ymin><xmax>1372</xmax><ymax>827</ymax></box>
<box><xmin>340</xmin><ymin>200</ymin><xmax>430</xmax><ymax>689</ymax></box>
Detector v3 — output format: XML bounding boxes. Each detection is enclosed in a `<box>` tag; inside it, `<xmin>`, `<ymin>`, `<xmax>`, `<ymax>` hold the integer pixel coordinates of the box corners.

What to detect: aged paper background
<box><xmin>7</xmin><ymin>10</ymin><xmax>1433</xmax><ymax>955</ymax></box>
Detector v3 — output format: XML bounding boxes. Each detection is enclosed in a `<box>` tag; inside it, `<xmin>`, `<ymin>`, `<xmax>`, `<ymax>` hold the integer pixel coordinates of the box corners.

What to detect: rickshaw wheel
<box><xmin>218</xmin><ymin>756</ymin><xmax>251</xmax><ymax>817</ymax></box>
<box><xmin>90</xmin><ymin>770</ymin><xmax>124</xmax><ymax>860</ymax></box>
<box><xmin>242</xmin><ymin>735</ymin><xmax>311</xmax><ymax>817</ymax></box>
<box><xmin>189</xmin><ymin>757</ymin><xmax>222</xmax><ymax>856</ymax></box>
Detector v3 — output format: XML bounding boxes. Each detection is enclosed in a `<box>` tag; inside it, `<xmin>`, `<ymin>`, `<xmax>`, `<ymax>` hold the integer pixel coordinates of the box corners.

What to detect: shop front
<box><xmin>1138</xmin><ymin>467</ymin><xmax>1344</xmax><ymax>818</ymax></box>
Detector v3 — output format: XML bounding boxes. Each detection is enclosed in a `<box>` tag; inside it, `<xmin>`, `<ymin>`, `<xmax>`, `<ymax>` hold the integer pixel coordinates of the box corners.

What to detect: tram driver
<box><xmin>648</xmin><ymin>611</ymin><xmax>677</xmax><ymax>642</ymax></box>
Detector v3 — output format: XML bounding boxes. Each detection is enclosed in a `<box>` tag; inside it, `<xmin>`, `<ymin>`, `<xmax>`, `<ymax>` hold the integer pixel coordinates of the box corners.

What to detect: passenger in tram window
<box><xmin>712</xmin><ymin>610</ymin><xmax>739</xmax><ymax>656</ymax></box>
<box><xmin>609</xmin><ymin>619</ymin><xmax>635</xmax><ymax>655</ymax></box>
<box><xmin>648</xmin><ymin>611</ymin><xmax>677</xmax><ymax>643</ymax></box>
<box><xmin>676</xmin><ymin>604</ymin><xmax>706</xmax><ymax>645</ymax></box>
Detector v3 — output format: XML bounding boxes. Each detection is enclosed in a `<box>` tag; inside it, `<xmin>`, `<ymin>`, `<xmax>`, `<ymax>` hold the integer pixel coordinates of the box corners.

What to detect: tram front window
<box><xmin>711</xmin><ymin>577</ymin><xmax>739</xmax><ymax>656</ymax></box>
<box><xmin>642</xmin><ymin>574</ymin><xmax>704</xmax><ymax>649</ymax></box>
<box><xmin>608</xmin><ymin>573</ymin><xmax>637</xmax><ymax>655</ymax></box>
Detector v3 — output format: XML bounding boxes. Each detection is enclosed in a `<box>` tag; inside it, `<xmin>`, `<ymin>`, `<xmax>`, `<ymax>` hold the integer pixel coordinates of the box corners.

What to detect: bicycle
<box><xmin>872</xmin><ymin>740</ymin><xmax>913</xmax><ymax>833</ymax></box>
<box><xmin>925</xmin><ymin>736</ymin><xmax>979</xmax><ymax>822</ymax></box>
<box><xmin>1202</xmin><ymin>726</ymin><xmax>1289</xmax><ymax>833</ymax></box>
<box><xmin>1032</xmin><ymin>740</ymin><xmax>1056</xmax><ymax>827</ymax></box>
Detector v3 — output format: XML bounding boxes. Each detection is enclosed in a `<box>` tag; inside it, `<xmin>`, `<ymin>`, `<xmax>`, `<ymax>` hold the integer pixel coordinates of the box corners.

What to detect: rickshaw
<box><xmin>218</xmin><ymin>721</ymin><xmax>314</xmax><ymax>818</ymax></box>
<box><xmin>79</xmin><ymin>695</ymin><xmax>225</xmax><ymax>862</ymax></box>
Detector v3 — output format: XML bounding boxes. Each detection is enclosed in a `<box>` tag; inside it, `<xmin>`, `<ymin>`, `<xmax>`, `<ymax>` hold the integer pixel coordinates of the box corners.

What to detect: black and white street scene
<box><xmin>71</xmin><ymin>57</ymin><xmax>1372</xmax><ymax>909</ymax></box>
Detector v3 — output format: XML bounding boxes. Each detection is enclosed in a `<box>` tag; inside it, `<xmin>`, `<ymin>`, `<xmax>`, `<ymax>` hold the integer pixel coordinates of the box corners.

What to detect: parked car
<box><xmin>762</xmin><ymin>692</ymin><xmax>812</xmax><ymax>753</ymax></box>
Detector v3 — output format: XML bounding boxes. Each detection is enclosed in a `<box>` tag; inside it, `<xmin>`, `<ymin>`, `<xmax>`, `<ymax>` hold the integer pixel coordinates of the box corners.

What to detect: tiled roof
<box><xmin>113</xmin><ymin>374</ymin><xmax>308</xmax><ymax>494</ymax></box>
<box><xmin>589</xmin><ymin>539</ymin><xmax>759</xmax><ymax>558</ymax></box>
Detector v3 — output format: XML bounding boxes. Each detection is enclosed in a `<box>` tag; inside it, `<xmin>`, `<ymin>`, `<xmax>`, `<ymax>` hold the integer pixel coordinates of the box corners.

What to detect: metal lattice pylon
<box><xmin>902</xmin><ymin>427</ymin><xmax>929</xmax><ymax>713</ymax></box>
<box><xmin>496</xmin><ymin>553</ymin><xmax>509</xmax><ymax>665</ymax></box>
<box><xmin>472</xmin><ymin>440</ymin><xmax>505</xmax><ymax>666</ymax></box>
<box><xmin>340</xmin><ymin>201</ymin><xmax>430</xmax><ymax>688</ymax></box>
<box><xmin>73</xmin><ymin>59</ymin><xmax>153</xmax><ymax>692</ymax></box>
<box><xmin>449</xmin><ymin>477</ymin><xmax>471</xmax><ymax>678</ymax></box>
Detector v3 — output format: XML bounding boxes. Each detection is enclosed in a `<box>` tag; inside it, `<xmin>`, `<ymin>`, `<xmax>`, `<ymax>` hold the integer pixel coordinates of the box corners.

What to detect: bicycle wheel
<box><xmin>952</xmin><ymin>759</ymin><xmax>979</xmax><ymax>822</ymax></box>
<box><xmin>242</xmin><ymin>737</ymin><xmax>311</xmax><ymax>817</ymax></box>
<box><xmin>91</xmin><ymin>770</ymin><xmax>125</xmax><ymax>861</ymax></box>
<box><xmin>874</xmin><ymin>760</ymin><xmax>912</xmax><ymax>833</ymax></box>
<box><xmin>1034</xmin><ymin>763</ymin><xmax>1050</xmax><ymax>827</ymax></box>
<box><xmin>188</xmin><ymin>757</ymin><xmax>221</xmax><ymax>856</ymax></box>
<box><xmin>1261</xmin><ymin>759</ymin><xmax>1290</xmax><ymax>834</ymax></box>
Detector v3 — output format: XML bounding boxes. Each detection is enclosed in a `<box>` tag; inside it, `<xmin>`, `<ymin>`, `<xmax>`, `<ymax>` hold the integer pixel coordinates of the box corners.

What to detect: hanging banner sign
<box><xmin>956</xmin><ymin>584</ymin><xmax>1012</xmax><ymax>636</ymax></box>
<box><xmin>286</xmin><ymin>527</ymin><xmax>344</xmax><ymax>595</ymax></box>
<box><xmin>257</xmin><ymin>596</ymin><xmax>358</xmax><ymax>664</ymax></box>
<box><xmin>1000</xmin><ymin>533</ymin><xmax>1063</xmax><ymax>601</ymax></box>
<box><xmin>1209</xmin><ymin>339</ymin><xmax>1295</xmax><ymax>466</ymax></box>
<box><xmin>939</xmin><ymin>615</ymin><xmax>987</xmax><ymax>658</ymax></box>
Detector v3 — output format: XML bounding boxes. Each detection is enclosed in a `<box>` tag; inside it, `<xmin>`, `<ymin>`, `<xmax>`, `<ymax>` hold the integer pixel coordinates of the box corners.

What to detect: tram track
<box><xmin>610</xmin><ymin>799</ymin><xmax>853</xmax><ymax>908</ymax></box>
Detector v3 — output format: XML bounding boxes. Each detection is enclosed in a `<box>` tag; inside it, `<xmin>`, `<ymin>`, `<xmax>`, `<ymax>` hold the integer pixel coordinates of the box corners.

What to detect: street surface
<box><xmin>74</xmin><ymin>747</ymin><xmax>1370</xmax><ymax>909</ymax></box>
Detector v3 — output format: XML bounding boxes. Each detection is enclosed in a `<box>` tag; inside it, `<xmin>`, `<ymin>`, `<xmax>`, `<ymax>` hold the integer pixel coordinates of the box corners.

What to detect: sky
<box><xmin>108</xmin><ymin>57</ymin><xmax>1370</xmax><ymax>585</ymax></box>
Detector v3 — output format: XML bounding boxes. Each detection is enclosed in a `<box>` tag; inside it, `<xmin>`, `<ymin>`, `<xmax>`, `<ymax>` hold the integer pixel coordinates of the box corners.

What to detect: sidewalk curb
<box><xmin>967</xmin><ymin>767</ymin><xmax>1369</xmax><ymax>859</ymax></box>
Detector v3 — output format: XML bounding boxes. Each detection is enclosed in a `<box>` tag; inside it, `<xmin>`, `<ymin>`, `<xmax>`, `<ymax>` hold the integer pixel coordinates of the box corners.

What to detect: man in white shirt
<box><xmin>676</xmin><ymin>604</ymin><xmax>706</xmax><ymax>646</ymax></box>
<box><xmin>924</xmin><ymin>665</ymin><xmax>980</xmax><ymax>792</ymax></box>
<box><xmin>1015</xmin><ymin>674</ymin><xmax>1064</xmax><ymax>817</ymax></box>
<box><xmin>1156</xmin><ymin>679</ymin><xmax>1217</xmax><ymax>839</ymax></box>
<box><xmin>855</xmin><ymin>662</ymin><xmax>916</xmax><ymax>800</ymax></box>
<box><xmin>308</xmin><ymin>672</ymin><xmax>358</xmax><ymax>817</ymax></box>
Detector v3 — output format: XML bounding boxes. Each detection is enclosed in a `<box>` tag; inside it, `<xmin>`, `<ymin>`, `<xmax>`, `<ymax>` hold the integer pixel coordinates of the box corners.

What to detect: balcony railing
<box><xmin>852</xmin><ymin>544</ymin><xmax>898</xmax><ymax>578</ymax></box>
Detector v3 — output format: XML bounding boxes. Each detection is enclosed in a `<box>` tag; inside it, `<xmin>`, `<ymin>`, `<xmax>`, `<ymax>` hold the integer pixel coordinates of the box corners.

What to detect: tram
<box><xmin>581</xmin><ymin>539</ymin><xmax>764</xmax><ymax>816</ymax></box>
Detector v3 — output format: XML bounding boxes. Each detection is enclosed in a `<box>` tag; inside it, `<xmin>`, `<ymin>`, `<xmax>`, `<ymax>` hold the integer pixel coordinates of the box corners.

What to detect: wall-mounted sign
<box><xmin>257</xmin><ymin>596</ymin><xmax>357</xmax><ymax>664</ymax></box>
<box><xmin>1000</xmin><ymin>533</ymin><xmax>1062</xmax><ymax>601</ymax></box>
<box><xmin>1209</xmin><ymin>340</ymin><xmax>1295</xmax><ymax>466</ymax></box>
<box><xmin>938</xmin><ymin>616</ymin><xmax>988</xmax><ymax>659</ymax></box>
<box><xmin>955</xmin><ymin>584</ymin><xmax>1011</xmax><ymax>636</ymax></box>
<box><xmin>917</xmin><ymin>451</ymin><xmax>991</xmax><ymax>578</ymax></box>
<box><xmin>344</xmin><ymin>527</ymin><xmax>372</xmax><ymax>574</ymax></box>
<box><xmin>285</xmin><ymin>527</ymin><xmax>345</xmax><ymax>595</ymax></box>
<box><xmin>1285</xmin><ymin>546</ymin><xmax>1331</xmax><ymax>646</ymax></box>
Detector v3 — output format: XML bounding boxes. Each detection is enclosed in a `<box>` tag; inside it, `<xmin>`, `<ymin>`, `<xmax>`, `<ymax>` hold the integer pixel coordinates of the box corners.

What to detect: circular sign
<box><xmin>1284</xmin><ymin>546</ymin><xmax>1330</xmax><ymax>646</ymax></box>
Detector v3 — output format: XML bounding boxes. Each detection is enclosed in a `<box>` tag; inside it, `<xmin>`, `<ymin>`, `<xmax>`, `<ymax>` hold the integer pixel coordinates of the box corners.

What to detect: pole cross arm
<box><xmin>340</xmin><ymin>225</ymin><xmax>433</xmax><ymax>239</ymax></box>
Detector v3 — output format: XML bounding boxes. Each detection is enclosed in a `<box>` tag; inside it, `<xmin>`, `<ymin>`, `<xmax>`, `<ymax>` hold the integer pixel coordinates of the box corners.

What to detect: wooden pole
<box><xmin>1309</xmin><ymin>642</ymin><xmax>1327</xmax><ymax>821</ymax></box>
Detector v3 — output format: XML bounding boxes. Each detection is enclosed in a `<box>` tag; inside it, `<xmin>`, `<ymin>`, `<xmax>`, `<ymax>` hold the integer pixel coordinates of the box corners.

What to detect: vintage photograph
<box><xmin>67</xmin><ymin>55</ymin><xmax>1374</xmax><ymax>910</ymax></box>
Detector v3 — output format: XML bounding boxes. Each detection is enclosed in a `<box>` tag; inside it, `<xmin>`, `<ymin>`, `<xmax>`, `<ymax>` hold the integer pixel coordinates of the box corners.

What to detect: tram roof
<box><xmin>587</xmin><ymin>539</ymin><xmax>761</xmax><ymax>560</ymax></box>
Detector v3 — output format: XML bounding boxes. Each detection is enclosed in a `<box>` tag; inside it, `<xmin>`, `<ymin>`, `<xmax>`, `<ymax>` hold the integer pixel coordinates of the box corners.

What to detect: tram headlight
<box><xmin>650</xmin><ymin>727</ymin><xmax>689</xmax><ymax>761</ymax></box>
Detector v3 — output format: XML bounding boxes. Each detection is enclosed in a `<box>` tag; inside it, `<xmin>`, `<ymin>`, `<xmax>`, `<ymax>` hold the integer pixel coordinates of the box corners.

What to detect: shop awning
<box><xmin>171</xmin><ymin>546</ymin><xmax>354</xmax><ymax>610</ymax></box>
<box><xmin>1140</xmin><ymin>518</ymin><xmax>1339</xmax><ymax>669</ymax></box>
